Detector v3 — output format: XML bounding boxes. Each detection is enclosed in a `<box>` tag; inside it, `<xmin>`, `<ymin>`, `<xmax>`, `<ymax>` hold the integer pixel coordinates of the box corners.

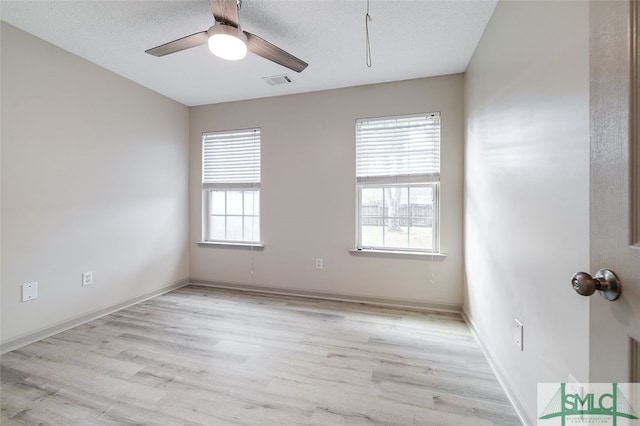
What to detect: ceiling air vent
<box><xmin>263</xmin><ymin>74</ymin><xmax>294</xmax><ymax>86</ymax></box>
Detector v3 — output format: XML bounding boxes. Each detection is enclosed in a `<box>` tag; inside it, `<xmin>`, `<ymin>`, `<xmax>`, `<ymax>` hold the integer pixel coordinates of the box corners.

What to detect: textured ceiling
<box><xmin>0</xmin><ymin>0</ymin><xmax>497</xmax><ymax>107</ymax></box>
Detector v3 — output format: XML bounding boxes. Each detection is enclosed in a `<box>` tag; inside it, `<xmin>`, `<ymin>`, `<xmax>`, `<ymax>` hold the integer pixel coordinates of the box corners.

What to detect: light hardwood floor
<box><xmin>1</xmin><ymin>285</ymin><xmax>520</xmax><ymax>425</ymax></box>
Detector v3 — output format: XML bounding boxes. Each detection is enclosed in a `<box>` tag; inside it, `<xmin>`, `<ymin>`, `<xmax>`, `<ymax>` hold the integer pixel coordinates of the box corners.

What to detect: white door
<box><xmin>589</xmin><ymin>0</ymin><xmax>640</xmax><ymax>382</ymax></box>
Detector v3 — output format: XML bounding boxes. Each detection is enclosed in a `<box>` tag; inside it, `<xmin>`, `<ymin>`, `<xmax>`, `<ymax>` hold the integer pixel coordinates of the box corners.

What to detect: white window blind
<box><xmin>356</xmin><ymin>113</ymin><xmax>440</xmax><ymax>184</ymax></box>
<box><xmin>203</xmin><ymin>128</ymin><xmax>261</xmax><ymax>188</ymax></box>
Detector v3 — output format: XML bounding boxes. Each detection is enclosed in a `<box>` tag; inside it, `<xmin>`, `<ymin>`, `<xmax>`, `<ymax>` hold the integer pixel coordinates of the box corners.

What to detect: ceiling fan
<box><xmin>145</xmin><ymin>0</ymin><xmax>308</xmax><ymax>73</ymax></box>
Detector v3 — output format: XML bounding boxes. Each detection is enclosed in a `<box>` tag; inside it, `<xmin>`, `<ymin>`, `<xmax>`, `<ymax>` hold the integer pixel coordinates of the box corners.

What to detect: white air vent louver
<box><xmin>263</xmin><ymin>74</ymin><xmax>294</xmax><ymax>86</ymax></box>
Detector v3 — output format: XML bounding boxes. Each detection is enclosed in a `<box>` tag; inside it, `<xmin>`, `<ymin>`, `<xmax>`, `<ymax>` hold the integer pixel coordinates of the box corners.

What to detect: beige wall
<box><xmin>464</xmin><ymin>1</ymin><xmax>590</xmax><ymax>423</ymax></box>
<box><xmin>1</xmin><ymin>23</ymin><xmax>190</xmax><ymax>346</ymax></box>
<box><xmin>190</xmin><ymin>75</ymin><xmax>464</xmax><ymax>307</ymax></box>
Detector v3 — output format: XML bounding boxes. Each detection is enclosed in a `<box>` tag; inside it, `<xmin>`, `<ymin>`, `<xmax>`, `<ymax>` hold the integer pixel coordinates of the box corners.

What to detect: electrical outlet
<box><xmin>514</xmin><ymin>319</ymin><xmax>523</xmax><ymax>351</ymax></box>
<box><xmin>315</xmin><ymin>258</ymin><xmax>323</xmax><ymax>269</ymax></box>
<box><xmin>82</xmin><ymin>272</ymin><xmax>93</xmax><ymax>286</ymax></box>
<box><xmin>21</xmin><ymin>282</ymin><xmax>38</xmax><ymax>302</ymax></box>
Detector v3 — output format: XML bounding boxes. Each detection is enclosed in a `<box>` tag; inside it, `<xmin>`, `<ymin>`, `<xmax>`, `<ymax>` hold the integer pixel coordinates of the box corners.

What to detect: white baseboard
<box><xmin>189</xmin><ymin>279</ymin><xmax>462</xmax><ymax>313</ymax></box>
<box><xmin>0</xmin><ymin>279</ymin><xmax>190</xmax><ymax>354</ymax></box>
<box><xmin>462</xmin><ymin>308</ymin><xmax>533</xmax><ymax>426</ymax></box>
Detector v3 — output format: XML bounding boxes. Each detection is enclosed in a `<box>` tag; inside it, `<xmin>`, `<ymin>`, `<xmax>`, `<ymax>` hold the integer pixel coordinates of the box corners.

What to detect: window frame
<box><xmin>203</xmin><ymin>188</ymin><xmax>261</xmax><ymax>244</ymax></box>
<box><xmin>356</xmin><ymin>182</ymin><xmax>440</xmax><ymax>253</ymax></box>
<box><xmin>201</xmin><ymin>128</ymin><xmax>262</xmax><ymax>246</ymax></box>
<box><xmin>355</xmin><ymin>113</ymin><xmax>441</xmax><ymax>254</ymax></box>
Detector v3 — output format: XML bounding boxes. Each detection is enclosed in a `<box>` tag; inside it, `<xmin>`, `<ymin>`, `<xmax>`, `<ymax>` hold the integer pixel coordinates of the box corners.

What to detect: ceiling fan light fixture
<box><xmin>207</xmin><ymin>24</ymin><xmax>247</xmax><ymax>61</ymax></box>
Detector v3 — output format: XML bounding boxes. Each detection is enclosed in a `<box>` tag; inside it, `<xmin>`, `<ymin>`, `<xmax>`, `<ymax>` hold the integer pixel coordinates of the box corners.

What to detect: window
<box><xmin>202</xmin><ymin>128</ymin><xmax>261</xmax><ymax>244</ymax></box>
<box><xmin>356</xmin><ymin>113</ymin><xmax>440</xmax><ymax>252</ymax></box>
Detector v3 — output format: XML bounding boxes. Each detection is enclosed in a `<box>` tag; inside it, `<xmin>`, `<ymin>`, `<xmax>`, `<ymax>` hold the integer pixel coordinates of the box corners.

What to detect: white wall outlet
<box><xmin>21</xmin><ymin>282</ymin><xmax>38</xmax><ymax>302</ymax></box>
<box><xmin>514</xmin><ymin>319</ymin><xmax>523</xmax><ymax>351</ymax></box>
<box><xmin>82</xmin><ymin>272</ymin><xmax>93</xmax><ymax>286</ymax></box>
<box><xmin>315</xmin><ymin>258</ymin><xmax>323</xmax><ymax>269</ymax></box>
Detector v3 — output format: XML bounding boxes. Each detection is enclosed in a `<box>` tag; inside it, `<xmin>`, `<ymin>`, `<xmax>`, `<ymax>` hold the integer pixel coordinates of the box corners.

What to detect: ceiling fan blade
<box><xmin>210</xmin><ymin>0</ymin><xmax>239</xmax><ymax>27</ymax></box>
<box><xmin>244</xmin><ymin>32</ymin><xmax>308</xmax><ymax>73</ymax></box>
<box><xmin>146</xmin><ymin>31</ymin><xmax>209</xmax><ymax>57</ymax></box>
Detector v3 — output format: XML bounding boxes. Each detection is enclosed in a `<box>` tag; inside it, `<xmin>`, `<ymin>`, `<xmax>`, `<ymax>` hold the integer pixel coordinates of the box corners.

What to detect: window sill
<box><xmin>197</xmin><ymin>241</ymin><xmax>265</xmax><ymax>250</ymax></box>
<box><xmin>349</xmin><ymin>248</ymin><xmax>446</xmax><ymax>260</ymax></box>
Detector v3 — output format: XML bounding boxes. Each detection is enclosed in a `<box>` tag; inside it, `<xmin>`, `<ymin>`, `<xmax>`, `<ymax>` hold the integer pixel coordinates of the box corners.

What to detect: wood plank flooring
<box><xmin>1</xmin><ymin>285</ymin><xmax>520</xmax><ymax>425</ymax></box>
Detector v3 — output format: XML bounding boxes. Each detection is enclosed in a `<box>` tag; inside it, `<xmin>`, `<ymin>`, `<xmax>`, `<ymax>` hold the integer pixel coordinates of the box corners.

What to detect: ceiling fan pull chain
<box><xmin>365</xmin><ymin>0</ymin><xmax>372</xmax><ymax>67</ymax></box>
